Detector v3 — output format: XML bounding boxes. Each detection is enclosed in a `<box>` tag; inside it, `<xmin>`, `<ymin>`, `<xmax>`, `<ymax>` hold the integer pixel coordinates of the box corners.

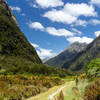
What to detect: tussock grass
<box><xmin>84</xmin><ymin>78</ymin><xmax>100</xmax><ymax>100</ymax></box>
<box><xmin>0</xmin><ymin>75</ymin><xmax>64</xmax><ymax>100</ymax></box>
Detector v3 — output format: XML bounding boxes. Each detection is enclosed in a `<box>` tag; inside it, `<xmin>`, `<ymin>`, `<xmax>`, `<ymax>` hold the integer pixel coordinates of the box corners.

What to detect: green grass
<box><xmin>64</xmin><ymin>79</ymin><xmax>89</xmax><ymax>100</ymax></box>
<box><xmin>64</xmin><ymin>81</ymin><xmax>78</xmax><ymax>100</ymax></box>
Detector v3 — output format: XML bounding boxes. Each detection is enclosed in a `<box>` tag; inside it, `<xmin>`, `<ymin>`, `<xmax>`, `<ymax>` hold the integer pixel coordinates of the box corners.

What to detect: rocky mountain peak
<box><xmin>66</xmin><ymin>42</ymin><xmax>87</xmax><ymax>53</ymax></box>
<box><xmin>45</xmin><ymin>42</ymin><xmax>87</xmax><ymax>67</ymax></box>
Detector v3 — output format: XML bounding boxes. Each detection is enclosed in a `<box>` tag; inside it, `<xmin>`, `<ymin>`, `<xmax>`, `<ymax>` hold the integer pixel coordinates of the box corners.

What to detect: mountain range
<box><xmin>46</xmin><ymin>35</ymin><xmax>100</xmax><ymax>73</ymax></box>
<box><xmin>45</xmin><ymin>42</ymin><xmax>87</xmax><ymax>68</ymax></box>
<box><xmin>64</xmin><ymin>36</ymin><xmax>100</xmax><ymax>72</ymax></box>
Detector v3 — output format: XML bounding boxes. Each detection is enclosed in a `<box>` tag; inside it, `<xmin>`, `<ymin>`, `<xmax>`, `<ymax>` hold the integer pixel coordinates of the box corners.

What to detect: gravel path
<box><xmin>48</xmin><ymin>86</ymin><xmax>66</xmax><ymax>100</ymax></box>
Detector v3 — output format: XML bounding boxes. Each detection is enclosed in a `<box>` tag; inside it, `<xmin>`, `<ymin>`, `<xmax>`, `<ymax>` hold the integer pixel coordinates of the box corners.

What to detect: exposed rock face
<box><xmin>0</xmin><ymin>0</ymin><xmax>19</xmax><ymax>26</ymax></box>
<box><xmin>66</xmin><ymin>42</ymin><xmax>87</xmax><ymax>53</ymax></box>
<box><xmin>45</xmin><ymin>42</ymin><xmax>87</xmax><ymax>68</ymax></box>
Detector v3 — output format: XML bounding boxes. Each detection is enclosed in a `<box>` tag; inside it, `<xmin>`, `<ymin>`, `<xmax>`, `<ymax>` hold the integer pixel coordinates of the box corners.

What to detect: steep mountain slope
<box><xmin>63</xmin><ymin>36</ymin><xmax>100</xmax><ymax>72</ymax></box>
<box><xmin>45</xmin><ymin>42</ymin><xmax>87</xmax><ymax>67</ymax></box>
<box><xmin>0</xmin><ymin>0</ymin><xmax>41</xmax><ymax>68</ymax></box>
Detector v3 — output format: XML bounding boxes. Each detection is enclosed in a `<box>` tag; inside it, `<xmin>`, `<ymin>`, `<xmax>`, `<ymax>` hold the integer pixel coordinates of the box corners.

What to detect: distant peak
<box><xmin>66</xmin><ymin>42</ymin><xmax>87</xmax><ymax>53</ymax></box>
<box><xmin>70</xmin><ymin>42</ymin><xmax>87</xmax><ymax>45</ymax></box>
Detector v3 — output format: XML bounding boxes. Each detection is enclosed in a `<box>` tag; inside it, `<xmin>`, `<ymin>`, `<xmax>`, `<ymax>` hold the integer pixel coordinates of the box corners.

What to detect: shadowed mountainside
<box><xmin>63</xmin><ymin>35</ymin><xmax>100</xmax><ymax>72</ymax></box>
<box><xmin>0</xmin><ymin>0</ymin><xmax>42</xmax><ymax>69</ymax></box>
<box><xmin>45</xmin><ymin>42</ymin><xmax>87</xmax><ymax>68</ymax></box>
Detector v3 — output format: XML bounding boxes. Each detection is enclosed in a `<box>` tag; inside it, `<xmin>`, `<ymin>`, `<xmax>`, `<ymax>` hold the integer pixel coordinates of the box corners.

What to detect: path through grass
<box><xmin>27</xmin><ymin>79</ymin><xmax>88</xmax><ymax>100</ymax></box>
<box><xmin>27</xmin><ymin>81</ymin><xmax>72</xmax><ymax>100</ymax></box>
<box><xmin>64</xmin><ymin>79</ymin><xmax>89</xmax><ymax>100</ymax></box>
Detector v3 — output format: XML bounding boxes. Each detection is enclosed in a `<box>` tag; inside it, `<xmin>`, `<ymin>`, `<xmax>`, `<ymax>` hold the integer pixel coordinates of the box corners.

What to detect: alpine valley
<box><xmin>0</xmin><ymin>0</ymin><xmax>100</xmax><ymax>100</ymax></box>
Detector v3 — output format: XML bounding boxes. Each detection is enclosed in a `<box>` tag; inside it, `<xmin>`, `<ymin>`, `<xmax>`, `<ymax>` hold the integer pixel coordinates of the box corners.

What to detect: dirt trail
<box><xmin>27</xmin><ymin>81</ymin><xmax>74</xmax><ymax>100</ymax></box>
<box><xmin>48</xmin><ymin>86</ymin><xmax>66</xmax><ymax>100</ymax></box>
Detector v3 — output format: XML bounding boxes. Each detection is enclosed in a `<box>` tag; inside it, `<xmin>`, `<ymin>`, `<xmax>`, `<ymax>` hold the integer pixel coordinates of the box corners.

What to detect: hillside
<box><xmin>0</xmin><ymin>0</ymin><xmax>42</xmax><ymax>69</ymax></box>
<box><xmin>63</xmin><ymin>36</ymin><xmax>100</xmax><ymax>72</ymax></box>
<box><xmin>45</xmin><ymin>42</ymin><xmax>87</xmax><ymax>68</ymax></box>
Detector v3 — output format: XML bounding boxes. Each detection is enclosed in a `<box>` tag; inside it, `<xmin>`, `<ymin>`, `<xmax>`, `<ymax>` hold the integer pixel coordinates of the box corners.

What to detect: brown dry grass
<box><xmin>84</xmin><ymin>78</ymin><xmax>100</xmax><ymax>100</ymax></box>
<box><xmin>0</xmin><ymin>75</ymin><xmax>64</xmax><ymax>100</ymax></box>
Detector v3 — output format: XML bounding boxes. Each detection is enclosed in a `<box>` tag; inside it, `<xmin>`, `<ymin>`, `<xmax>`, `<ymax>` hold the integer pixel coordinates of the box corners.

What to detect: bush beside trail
<box><xmin>0</xmin><ymin>75</ymin><xmax>64</xmax><ymax>100</ymax></box>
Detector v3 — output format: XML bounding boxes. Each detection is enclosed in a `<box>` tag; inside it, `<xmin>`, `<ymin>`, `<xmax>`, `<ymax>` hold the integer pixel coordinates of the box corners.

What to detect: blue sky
<box><xmin>6</xmin><ymin>0</ymin><xmax>100</xmax><ymax>59</ymax></box>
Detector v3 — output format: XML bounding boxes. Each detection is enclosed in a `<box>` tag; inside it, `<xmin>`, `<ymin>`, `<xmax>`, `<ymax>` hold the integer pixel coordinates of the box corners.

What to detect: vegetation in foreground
<box><xmin>84</xmin><ymin>58</ymin><xmax>100</xmax><ymax>100</ymax></box>
<box><xmin>0</xmin><ymin>57</ymin><xmax>67</xmax><ymax>100</ymax></box>
<box><xmin>63</xmin><ymin>58</ymin><xmax>100</xmax><ymax>100</ymax></box>
<box><xmin>54</xmin><ymin>77</ymin><xmax>100</xmax><ymax>100</ymax></box>
<box><xmin>0</xmin><ymin>75</ymin><xmax>64</xmax><ymax>100</ymax></box>
<box><xmin>84</xmin><ymin>78</ymin><xmax>100</xmax><ymax>100</ymax></box>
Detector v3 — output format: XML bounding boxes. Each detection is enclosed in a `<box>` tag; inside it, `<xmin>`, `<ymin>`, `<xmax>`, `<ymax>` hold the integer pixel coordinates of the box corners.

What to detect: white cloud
<box><xmin>28</xmin><ymin>22</ymin><xmax>44</xmax><ymax>31</ymax></box>
<box><xmin>37</xmin><ymin>48</ymin><xmax>57</xmax><ymax>59</ymax></box>
<box><xmin>64</xmin><ymin>3</ymin><xmax>97</xmax><ymax>17</ymax></box>
<box><xmin>28</xmin><ymin>21</ymin><xmax>76</xmax><ymax>37</ymax></box>
<box><xmin>91</xmin><ymin>0</ymin><xmax>100</xmax><ymax>5</ymax></box>
<box><xmin>89</xmin><ymin>19</ymin><xmax>100</xmax><ymax>25</ymax></box>
<box><xmin>10</xmin><ymin>6</ymin><xmax>21</xmax><ymax>12</ymax></box>
<box><xmin>20</xmin><ymin>13</ymin><xmax>25</xmax><ymax>16</ymax></box>
<box><xmin>72</xmin><ymin>28</ymin><xmax>82</xmax><ymax>34</ymax></box>
<box><xmin>33</xmin><ymin>4</ymin><xmax>38</xmax><ymax>8</ymax></box>
<box><xmin>46</xmin><ymin>27</ymin><xmax>74</xmax><ymax>37</ymax></box>
<box><xmin>67</xmin><ymin>36</ymin><xmax>93</xmax><ymax>44</ymax></box>
<box><xmin>35</xmin><ymin>0</ymin><xmax>64</xmax><ymax>8</ymax></box>
<box><xmin>43</xmin><ymin>3</ymin><xmax>97</xmax><ymax>24</ymax></box>
<box><xmin>31</xmin><ymin>43</ymin><xmax>39</xmax><ymax>48</ymax></box>
<box><xmin>43</xmin><ymin>9</ymin><xmax>77</xmax><ymax>24</ymax></box>
<box><xmin>31</xmin><ymin>43</ymin><xmax>57</xmax><ymax>59</ymax></box>
<box><xmin>95</xmin><ymin>31</ymin><xmax>100</xmax><ymax>37</ymax></box>
<box><xmin>72</xmin><ymin>19</ymin><xmax>100</xmax><ymax>26</ymax></box>
<box><xmin>72</xmin><ymin>19</ymin><xmax>87</xmax><ymax>26</ymax></box>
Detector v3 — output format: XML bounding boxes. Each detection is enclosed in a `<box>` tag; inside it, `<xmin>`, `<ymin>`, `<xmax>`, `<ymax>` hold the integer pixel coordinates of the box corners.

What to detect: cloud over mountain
<box><xmin>31</xmin><ymin>43</ymin><xmax>57</xmax><ymax>59</ymax></box>
<box><xmin>67</xmin><ymin>36</ymin><xmax>93</xmax><ymax>44</ymax></box>
<box><xmin>95</xmin><ymin>31</ymin><xmax>100</xmax><ymax>37</ymax></box>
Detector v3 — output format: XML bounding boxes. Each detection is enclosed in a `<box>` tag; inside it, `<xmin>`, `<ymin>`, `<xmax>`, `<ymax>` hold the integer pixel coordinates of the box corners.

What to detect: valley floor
<box><xmin>27</xmin><ymin>79</ymin><xmax>88</xmax><ymax>100</ymax></box>
<box><xmin>0</xmin><ymin>75</ymin><xmax>99</xmax><ymax>100</ymax></box>
<box><xmin>27</xmin><ymin>81</ymin><xmax>72</xmax><ymax>100</ymax></box>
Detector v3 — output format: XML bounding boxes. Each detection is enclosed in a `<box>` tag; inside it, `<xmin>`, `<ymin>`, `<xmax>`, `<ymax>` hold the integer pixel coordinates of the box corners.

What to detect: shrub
<box><xmin>0</xmin><ymin>69</ymin><xmax>7</xmax><ymax>75</ymax></box>
<box><xmin>84</xmin><ymin>79</ymin><xmax>100</xmax><ymax>100</ymax></box>
<box><xmin>0</xmin><ymin>75</ymin><xmax>64</xmax><ymax>100</ymax></box>
<box><xmin>87</xmin><ymin>58</ymin><xmax>100</xmax><ymax>77</ymax></box>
